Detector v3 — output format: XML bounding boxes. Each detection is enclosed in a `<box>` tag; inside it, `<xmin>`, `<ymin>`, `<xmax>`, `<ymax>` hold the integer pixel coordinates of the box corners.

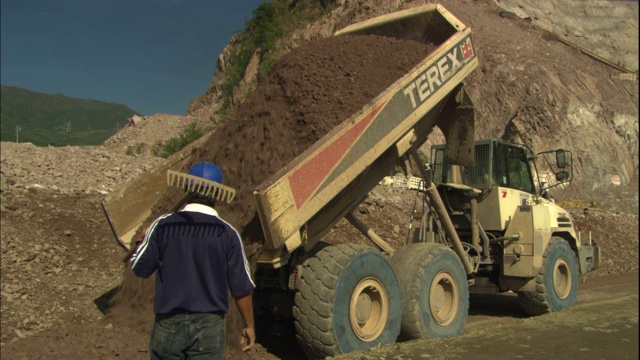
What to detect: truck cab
<box><xmin>428</xmin><ymin>139</ymin><xmax>600</xmax><ymax>297</ymax></box>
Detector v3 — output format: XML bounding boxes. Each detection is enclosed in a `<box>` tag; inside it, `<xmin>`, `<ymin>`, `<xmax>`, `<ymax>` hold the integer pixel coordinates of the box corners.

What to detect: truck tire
<box><xmin>293</xmin><ymin>244</ymin><xmax>401</xmax><ymax>359</ymax></box>
<box><xmin>391</xmin><ymin>243</ymin><xmax>468</xmax><ymax>339</ymax></box>
<box><xmin>518</xmin><ymin>237</ymin><xmax>579</xmax><ymax>316</ymax></box>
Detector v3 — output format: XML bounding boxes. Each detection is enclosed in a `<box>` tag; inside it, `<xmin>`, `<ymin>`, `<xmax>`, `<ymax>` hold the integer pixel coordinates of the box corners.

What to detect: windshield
<box><xmin>431</xmin><ymin>141</ymin><xmax>535</xmax><ymax>194</ymax></box>
<box><xmin>493</xmin><ymin>143</ymin><xmax>535</xmax><ymax>193</ymax></box>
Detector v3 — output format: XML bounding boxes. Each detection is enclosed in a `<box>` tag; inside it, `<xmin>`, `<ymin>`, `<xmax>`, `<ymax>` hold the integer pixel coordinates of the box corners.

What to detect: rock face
<box><xmin>450</xmin><ymin>0</ymin><xmax>639</xmax><ymax>214</ymax></box>
<box><xmin>495</xmin><ymin>0</ymin><xmax>639</xmax><ymax>73</ymax></box>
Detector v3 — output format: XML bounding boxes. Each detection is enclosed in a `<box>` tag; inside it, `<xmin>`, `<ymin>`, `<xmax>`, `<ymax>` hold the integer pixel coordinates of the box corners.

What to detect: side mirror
<box><xmin>556</xmin><ymin>150</ymin><xmax>567</xmax><ymax>168</ymax></box>
<box><xmin>556</xmin><ymin>171</ymin><xmax>569</xmax><ymax>181</ymax></box>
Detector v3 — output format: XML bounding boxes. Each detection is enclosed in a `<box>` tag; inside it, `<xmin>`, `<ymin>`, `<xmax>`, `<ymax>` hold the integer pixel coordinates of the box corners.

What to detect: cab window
<box><xmin>494</xmin><ymin>143</ymin><xmax>535</xmax><ymax>193</ymax></box>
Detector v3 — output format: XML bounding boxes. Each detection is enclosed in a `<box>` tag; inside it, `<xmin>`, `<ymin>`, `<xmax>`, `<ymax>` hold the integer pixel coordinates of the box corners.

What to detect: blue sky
<box><xmin>1</xmin><ymin>0</ymin><xmax>265</xmax><ymax>115</ymax></box>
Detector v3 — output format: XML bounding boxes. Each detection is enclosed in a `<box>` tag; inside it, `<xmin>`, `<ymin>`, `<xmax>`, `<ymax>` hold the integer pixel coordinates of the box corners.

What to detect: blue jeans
<box><xmin>150</xmin><ymin>312</ymin><xmax>225</xmax><ymax>360</ymax></box>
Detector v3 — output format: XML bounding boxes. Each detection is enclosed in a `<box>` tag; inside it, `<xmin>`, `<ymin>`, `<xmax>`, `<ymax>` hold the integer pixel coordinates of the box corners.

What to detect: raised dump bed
<box><xmin>254</xmin><ymin>4</ymin><xmax>479</xmax><ymax>267</ymax></box>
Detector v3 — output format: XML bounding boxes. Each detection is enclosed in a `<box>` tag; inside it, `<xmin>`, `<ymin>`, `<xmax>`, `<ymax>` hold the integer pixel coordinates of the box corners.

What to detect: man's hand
<box><xmin>240</xmin><ymin>326</ymin><xmax>255</xmax><ymax>351</ymax></box>
<box><xmin>235</xmin><ymin>293</ymin><xmax>255</xmax><ymax>351</ymax></box>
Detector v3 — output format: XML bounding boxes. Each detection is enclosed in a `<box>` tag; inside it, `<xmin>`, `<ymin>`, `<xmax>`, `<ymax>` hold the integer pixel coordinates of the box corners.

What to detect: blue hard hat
<box><xmin>188</xmin><ymin>162</ymin><xmax>223</xmax><ymax>184</ymax></box>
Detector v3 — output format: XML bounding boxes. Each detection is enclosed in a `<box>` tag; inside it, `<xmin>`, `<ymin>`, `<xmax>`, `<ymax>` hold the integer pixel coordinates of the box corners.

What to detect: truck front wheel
<box><xmin>391</xmin><ymin>243</ymin><xmax>469</xmax><ymax>339</ymax></box>
<box><xmin>518</xmin><ymin>237</ymin><xmax>579</xmax><ymax>316</ymax></box>
<box><xmin>293</xmin><ymin>244</ymin><xmax>401</xmax><ymax>359</ymax></box>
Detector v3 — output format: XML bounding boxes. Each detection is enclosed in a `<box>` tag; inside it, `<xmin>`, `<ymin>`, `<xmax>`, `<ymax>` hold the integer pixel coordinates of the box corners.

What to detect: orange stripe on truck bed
<box><xmin>288</xmin><ymin>103</ymin><xmax>385</xmax><ymax>209</ymax></box>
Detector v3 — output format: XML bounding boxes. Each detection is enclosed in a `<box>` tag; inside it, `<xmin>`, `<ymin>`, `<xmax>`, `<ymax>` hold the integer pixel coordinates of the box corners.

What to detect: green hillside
<box><xmin>0</xmin><ymin>86</ymin><xmax>138</xmax><ymax>146</ymax></box>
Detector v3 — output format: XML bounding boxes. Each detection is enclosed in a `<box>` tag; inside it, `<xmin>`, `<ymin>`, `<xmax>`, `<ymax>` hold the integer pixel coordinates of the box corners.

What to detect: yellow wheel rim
<box><xmin>349</xmin><ymin>277</ymin><xmax>389</xmax><ymax>342</ymax></box>
<box><xmin>429</xmin><ymin>271</ymin><xmax>459</xmax><ymax>326</ymax></box>
<box><xmin>553</xmin><ymin>258</ymin><xmax>572</xmax><ymax>299</ymax></box>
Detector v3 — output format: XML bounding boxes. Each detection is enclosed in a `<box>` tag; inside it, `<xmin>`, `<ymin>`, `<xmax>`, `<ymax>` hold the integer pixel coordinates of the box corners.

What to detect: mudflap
<box><xmin>579</xmin><ymin>241</ymin><xmax>601</xmax><ymax>273</ymax></box>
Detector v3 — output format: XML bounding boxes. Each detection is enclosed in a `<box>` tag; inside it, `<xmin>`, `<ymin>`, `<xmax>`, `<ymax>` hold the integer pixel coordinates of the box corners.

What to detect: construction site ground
<box><xmin>0</xmin><ymin>182</ymin><xmax>637</xmax><ymax>359</ymax></box>
<box><xmin>331</xmin><ymin>272</ymin><xmax>639</xmax><ymax>360</ymax></box>
<box><xmin>1</xmin><ymin>0</ymin><xmax>638</xmax><ymax>359</ymax></box>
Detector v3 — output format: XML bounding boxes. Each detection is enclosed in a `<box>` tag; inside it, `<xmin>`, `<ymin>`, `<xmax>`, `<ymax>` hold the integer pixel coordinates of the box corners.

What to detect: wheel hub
<box><xmin>553</xmin><ymin>258</ymin><xmax>572</xmax><ymax>299</ymax></box>
<box><xmin>429</xmin><ymin>271</ymin><xmax>458</xmax><ymax>326</ymax></box>
<box><xmin>350</xmin><ymin>277</ymin><xmax>388</xmax><ymax>342</ymax></box>
<box><xmin>355</xmin><ymin>293</ymin><xmax>373</xmax><ymax>324</ymax></box>
<box><xmin>432</xmin><ymin>283</ymin><xmax>446</xmax><ymax>312</ymax></box>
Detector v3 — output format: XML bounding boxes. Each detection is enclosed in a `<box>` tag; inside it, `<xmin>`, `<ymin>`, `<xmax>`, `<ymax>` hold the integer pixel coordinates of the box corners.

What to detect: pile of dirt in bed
<box><xmin>107</xmin><ymin>33</ymin><xmax>437</xmax><ymax>356</ymax></box>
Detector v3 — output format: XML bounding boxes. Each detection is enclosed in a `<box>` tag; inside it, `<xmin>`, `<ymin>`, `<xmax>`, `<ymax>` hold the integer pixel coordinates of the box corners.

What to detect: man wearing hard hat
<box><xmin>129</xmin><ymin>162</ymin><xmax>255</xmax><ymax>359</ymax></box>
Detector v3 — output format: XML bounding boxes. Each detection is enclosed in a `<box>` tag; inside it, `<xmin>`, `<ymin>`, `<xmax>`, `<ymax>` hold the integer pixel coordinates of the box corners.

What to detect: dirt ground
<box><xmin>1</xmin><ymin>0</ymin><xmax>638</xmax><ymax>359</ymax></box>
<box><xmin>329</xmin><ymin>272</ymin><xmax>639</xmax><ymax>360</ymax></box>
<box><xmin>0</xmin><ymin>182</ymin><xmax>637</xmax><ymax>359</ymax></box>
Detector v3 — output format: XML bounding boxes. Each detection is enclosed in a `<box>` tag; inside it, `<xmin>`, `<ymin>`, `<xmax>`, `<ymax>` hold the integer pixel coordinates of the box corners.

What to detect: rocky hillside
<box><xmin>102</xmin><ymin>113</ymin><xmax>209</xmax><ymax>156</ymax></box>
<box><xmin>191</xmin><ymin>0</ymin><xmax>639</xmax><ymax>213</ymax></box>
<box><xmin>73</xmin><ymin>0</ymin><xmax>638</xmax><ymax>215</ymax></box>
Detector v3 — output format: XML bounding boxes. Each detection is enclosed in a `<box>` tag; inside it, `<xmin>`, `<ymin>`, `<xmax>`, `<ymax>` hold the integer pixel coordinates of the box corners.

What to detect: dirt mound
<box><xmin>196</xmin><ymin>34</ymin><xmax>436</xmax><ymax>230</ymax></box>
<box><xmin>103</xmin><ymin>113</ymin><xmax>214</xmax><ymax>156</ymax></box>
<box><xmin>0</xmin><ymin>142</ymin><xmax>163</xmax><ymax>195</ymax></box>
<box><xmin>107</xmin><ymin>33</ymin><xmax>436</xmax><ymax>356</ymax></box>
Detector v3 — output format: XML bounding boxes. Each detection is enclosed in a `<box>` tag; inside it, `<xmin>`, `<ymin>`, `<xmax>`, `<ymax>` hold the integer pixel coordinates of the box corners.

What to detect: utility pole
<box><xmin>66</xmin><ymin>121</ymin><xmax>72</xmax><ymax>145</ymax></box>
<box><xmin>15</xmin><ymin>125</ymin><xmax>21</xmax><ymax>143</ymax></box>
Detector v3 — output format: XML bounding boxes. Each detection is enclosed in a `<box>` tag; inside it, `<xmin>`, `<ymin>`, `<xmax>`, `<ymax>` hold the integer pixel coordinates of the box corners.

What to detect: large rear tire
<box><xmin>391</xmin><ymin>243</ymin><xmax>469</xmax><ymax>339</ymax></box>
<box><xmin>518</xmin><ymin>237</ymin><xmax>579</xmax><ymax>316</ymax></box>
<box><xmin>293</xmin><ymin>244</ymin><xmax>401</xmax><ymax>359</ymax></box>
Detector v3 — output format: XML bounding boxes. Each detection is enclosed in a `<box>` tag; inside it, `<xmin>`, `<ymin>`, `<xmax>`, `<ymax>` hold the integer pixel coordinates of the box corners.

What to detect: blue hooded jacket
<box><xmin>129</xmin><ymin>203</ymin><xmax>255</xmax><ymax>314</ymax></box>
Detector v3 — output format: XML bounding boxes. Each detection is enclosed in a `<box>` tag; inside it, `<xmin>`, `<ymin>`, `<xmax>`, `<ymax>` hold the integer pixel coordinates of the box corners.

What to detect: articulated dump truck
<box><xmin>251</xmin><ymin>5</ymin><xmax>480</xmax><ymax>357</ymax></box>
<box><xmin>103</xmin><ymin>4</ymin><xmax>600</xmax><ymax>359</ymax></box>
